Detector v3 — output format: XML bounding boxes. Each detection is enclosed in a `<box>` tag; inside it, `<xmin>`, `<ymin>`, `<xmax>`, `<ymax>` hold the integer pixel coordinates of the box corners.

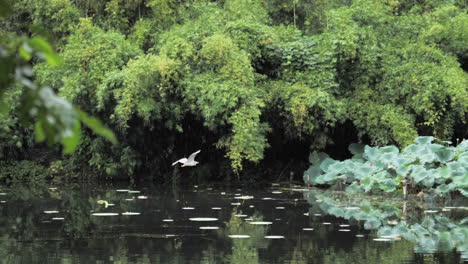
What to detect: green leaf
<box><xmin>349</xmin><ymin>143</ymin><xmax>364</xmax><ymax>156</ymax></box>
<box><xmin>435</xmin><ymin>184</ymin><xmax>454</xmax><ymax>195</ymax></box>
<box><xmin>328</xmin><ymin>162</ymin><xmax>345</xmax><ymax>174</ymax></box>
<box><xmin>378</xmin><ymin>178</ymin><xmax>397</xmax><ymax>192</ymax></box>
<box><xmin>456</xmin><ymin>140</ymin><xmax>468</xmax><ymax>152</ymax></box>
<box><xmin>309</xmin><ymin>151</ymin><xmax>329</xmax><ymax>164</ymax></box>
<box><xmin>319</xmin><ymin>158</ymin><xmax>337</xmax><ymax>172</ymax></box>
<box><xmin>414</xmin><ymin>136</ymin><xmax>435</xmax><ymax>145</ymax></box>
<box><xmin>438</xmin><ymin>166</ymin><xmax>452</xmax><ymax>179</ymax></box>
<box><xmin>378</xmin><ymin>152</ymin><xmax>398</xmax><ymax>165</ymax></box>
<box><xmin>322</xmin><ymin>172</ymin><xmax>338</xmax><ymax>182</ymax></box>
<box><xmin>412</xmin><ymin>166</ymin><xmax>428</xmax><ymax>183</ymax></box>
<box><xmin>29</xmin><ymin>37</ymin><xmax>62</xmax><ymax>66</ymax></box>
<box><xmin>379</xmin><ymin>146</ymin><xmax>399</xmax><ymax>154</ymax></box>
<box><xmin>76</xmin><ymin>109</ymin><xmax>117</xmax><ymax>144</ymax></box>
<box><xmin>452</xmin><ymin>174</ymin><xmax>468</xmax><ymax>189</ymax></box>
<box><xmin>19</xmin><ymin>45</ymin><xmax>32</xmax><ymax>61</ymax></box>
<box><xmin>61</xmin><ymin>120</ymin><xmax>81</xmax><ymax>154</ymax></box>
<box><xmin>422</xmin><ymin>175</ymin><xmax>435</xmax><ymax>187</ymax></box>
<box><xmin>434</xmin><ymin>148</ymin><xmax>454</xmax><ymax>163</ymax></box>
<box><xmin>34</xmin><ymin>122</ymin><xmax>46</xmax><ymax>142</ymax></box>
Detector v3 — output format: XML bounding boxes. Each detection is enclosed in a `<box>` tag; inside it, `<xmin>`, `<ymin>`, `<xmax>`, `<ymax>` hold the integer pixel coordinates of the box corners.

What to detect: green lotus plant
<box><xmin>304</xmin><ymin>137</ymin><xmax>468</xmax><ymax>197</ymax></box>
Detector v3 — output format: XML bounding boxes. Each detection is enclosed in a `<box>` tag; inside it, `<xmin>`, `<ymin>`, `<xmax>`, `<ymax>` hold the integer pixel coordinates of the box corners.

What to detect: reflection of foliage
<box><xmin>304</xmin><ymin>137</ymin><xmax>468</xmax><ymax>196</ymax></box>
<box><xmin>304</xmin><ymin>188</ymin><xmax>468</xmax><ymax>258</ymax></box>
<box><xmin>220</xmin><ymin>209</ymin><xmax>270</xmax><ymax>264</ymax></box>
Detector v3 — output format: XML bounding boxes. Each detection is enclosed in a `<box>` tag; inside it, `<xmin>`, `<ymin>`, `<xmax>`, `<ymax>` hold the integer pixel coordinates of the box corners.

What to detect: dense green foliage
<box><xmin>0</xmin><ymin>1</ymin><xmax>116</xmax><ymax>161</ymax></box>
<box><xmin>304</xmin><ymin>136</ymin><xmax>468</xmax><ymax>196</ymax></box>
<box><xmin>1</xmin><ymin>0</ymin><xmax>467</xmax><ymax>180</ymax></box>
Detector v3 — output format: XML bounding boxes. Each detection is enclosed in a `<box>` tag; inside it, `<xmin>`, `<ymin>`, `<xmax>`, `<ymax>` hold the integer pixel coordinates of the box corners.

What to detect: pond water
<box><xmin>0</xmin><ymin>183</ymin><xmax>466</xmax><ymax>263</ymax></box>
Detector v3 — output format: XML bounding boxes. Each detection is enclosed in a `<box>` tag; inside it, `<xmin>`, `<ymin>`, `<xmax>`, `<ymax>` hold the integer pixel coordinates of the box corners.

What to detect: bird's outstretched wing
<box><xmin>187</xmin><ymin>150</ymin><xmax>201</xmax><ymax>162</ymax></box>
<box><xmin>172</xmin><ymin>158</ymin><xmax>188</xmax><ymax>166</ymax></box>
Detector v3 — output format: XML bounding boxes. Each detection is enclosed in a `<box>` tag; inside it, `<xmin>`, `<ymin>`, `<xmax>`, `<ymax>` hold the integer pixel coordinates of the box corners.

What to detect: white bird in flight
<box><xmin>172</xmin><ymin>150</ymin><xmax>201</xmax><ymax>167</ymax></box>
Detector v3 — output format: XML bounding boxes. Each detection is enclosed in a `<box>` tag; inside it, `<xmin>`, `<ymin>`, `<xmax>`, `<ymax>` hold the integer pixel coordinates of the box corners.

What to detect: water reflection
<box><xmin>304</xmin><ymin>188</ymin><xmax>468</xmax><ymax>261</ymax></box>
<box><xmin>0</xmin><ymin>183</ymin><xmax>465</xmax><ymax>263</ymax></box>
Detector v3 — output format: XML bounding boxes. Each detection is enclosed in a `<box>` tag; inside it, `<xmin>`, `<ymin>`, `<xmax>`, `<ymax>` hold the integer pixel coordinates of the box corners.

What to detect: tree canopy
<box><xmin>1</xmin><ymin>0</ymin><xmax>467</xmax><ymax>180</ymax></box>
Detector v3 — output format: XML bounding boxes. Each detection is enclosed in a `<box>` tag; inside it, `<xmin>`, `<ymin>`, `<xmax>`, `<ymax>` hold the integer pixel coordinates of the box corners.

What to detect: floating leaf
<box><xmin>229</xmin><ymin>235</ymin><xmax>250</xmax><ymax>238</ymax></box>
<box><xmin>189</xmin><ymin>217</ymin><xmax>218</xmax><ymax>221</ymax></box>
<box><xmin>92</xmin><ymin>213</ymin><xmax>119</xmax><ymax>216</ymax></box>
<box><xmin>249</xmin><ymin>221</ymin><xmax>273</xmax><ymax>225</ymax></box>
<box><xmin>122</xmin><ymin>212</ymin><xmax>140</xmax><ymax>216</ymax></box>
<box><xmin>265</xmin><ymin>235</ymin><xmax>284</xmax><ymax>239</ymax></box>
<box><xmin>200</xmin><ymin>226</ymin><xmax>219</xmax><ymax>230</ymax></box>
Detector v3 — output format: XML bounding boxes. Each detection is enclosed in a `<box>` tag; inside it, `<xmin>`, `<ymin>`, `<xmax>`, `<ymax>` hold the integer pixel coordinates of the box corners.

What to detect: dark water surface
<box><xmin>0</xmin><ymin>183</ymin><xmax>466</xmax><ymax>263</ymax></box>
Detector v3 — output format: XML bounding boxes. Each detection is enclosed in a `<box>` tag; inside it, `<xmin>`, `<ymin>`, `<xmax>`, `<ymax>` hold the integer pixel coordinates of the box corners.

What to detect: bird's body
<box><xmin>172</xmin><ymin>150</ymin><xmax>201</xmax><ymax>167</ymax></box>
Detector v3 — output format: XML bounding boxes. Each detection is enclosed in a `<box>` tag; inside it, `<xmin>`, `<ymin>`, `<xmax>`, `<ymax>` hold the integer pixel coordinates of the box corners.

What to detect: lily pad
<box><xmin>189</xmin><ymin>217</ymin><xmax>218</xmax><ymax>221</ymax></box>
<box><xmin>229</xmin><ymin>235</ymin><xmax>250</xmax><ymax>238</ymax></box>
<box><xmin>249</xmin><ymin>221</ymin><xmax>273</xmax><ymax>225</ymax></box>
<box><xmin>92</xmin><ymin>213</ymin><xmax>119</xmax><ymax>216</ymax></box>
<box><xmin>122</xmin><ymin>212</ymin><xmax>140</xmax><ymax>216</ymax></box>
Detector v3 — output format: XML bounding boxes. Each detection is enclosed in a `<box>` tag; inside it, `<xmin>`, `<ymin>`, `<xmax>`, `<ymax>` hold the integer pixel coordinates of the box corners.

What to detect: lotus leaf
<box><xmin>348</xmin><ymin>143</ymin><xmax>365</xmax><ymax>157</ymax></box>
<box><xmin>322</xmin><ymin>172</ymin><xmax>338</xmax><ymax>182</ymax></box>
<box><xmin>414</xmin><ymin>136</ymin><xmax>435</xmax><ymax>145</ymax></box>
<box><xmin>456</xmin><ymin>140</ymin><xmax>468</xmax><ymax>151</ymax></box>
<box><xmin>422</xmin><ymin>175</ymin><xmax>435</xmax><ymax>187</ymax></box>
<box><xmin>328</xmin><ymin>207</ymin><xmax>345</xmax><ymax>218</ymax></box>
<box><xmin>412</xmin><ymin>166</ymin><xmax>430</xmax><ymax>183</ymax></box>
<box><xmin>327</xmin><ymin>162</ymin><xmax>346</xmax><ymax>175</ymax></box>
<box><xmin>305</xmin><ymin>139</ymin><xmax>468</xmax><ymax>196</ymax></box>
<box><xmin>458</xmin><ymin>153</ymin><xmax>468</xmax><ymax>166</ymax></box>
<box><xmin>308</xmin><ymin>151</ymin><xmax>329</xmax><ymax>164</ymax></box>
<box><xmin>378</xmin><ymin>178</ymin><xmax>397</xmax><ymax>192</ymax></box>
<box><xmin>364</xmin><ymin>218</ymin><xmax>381</xmax><ymax>230</ymax></box>
<box><xmin>379</xmin><ymin>146</ymin><xmax>399</xmax><ymax>154</ymax></box>
<box><xmin>319</xmin><ymin>157</ymin><xmax>337</xmax><ymax>172</ymax></box>
<box><xmin>378</xmin><ymin>152</ymin><xmax>398</xmax><ymax>165</ymax></box>
<box><xmin>304</xmin><ymin>165</ymin><xmax>321</xmax><ymax>183</ymax></box>
<box><xmin>314</xmin><ymin>175</ymin><xmax>326</xmax><ymax>185</ymax></box>
<box><xmin>435</xmin><ymin>183</ymin><xmax>455</xmax><ymax>195</ymax></box>
<box><xmin>433</xmin><ymin>148</ymin><xmax>455</xmax><ymax>163</ymax></box>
